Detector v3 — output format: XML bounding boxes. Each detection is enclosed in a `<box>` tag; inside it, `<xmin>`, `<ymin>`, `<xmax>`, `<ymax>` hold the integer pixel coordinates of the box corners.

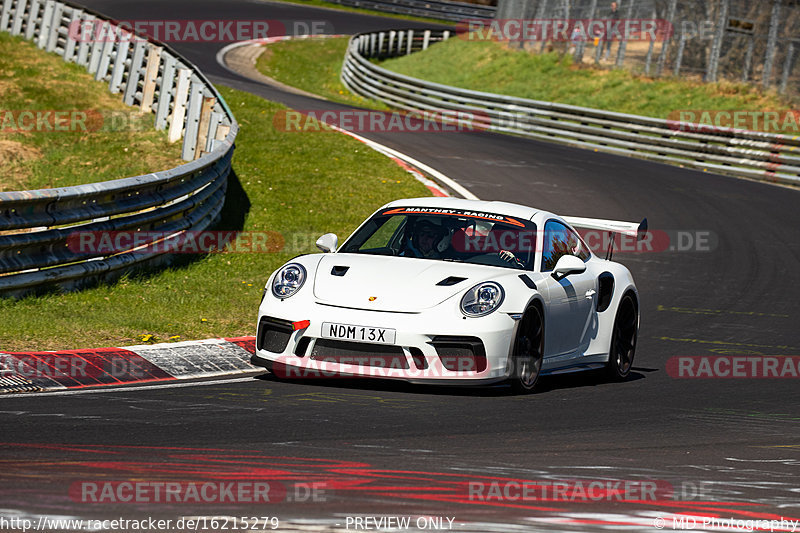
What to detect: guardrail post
<box><xmin>377</xmin><ymin>31</ymin><xmax>384</xmax><ymax>57</ymax></box>
<box><xmin>123</xmin><ymin>39</ymin><xmax>146</xmax><ymax>106</ymax></box>
<box><xmin>0</xmin><ymin>0</ymin><xmax>13</xmax><ymax>32</ymax></box>
<box><xmin>206</xmin><ymin>112</ymin><xmax>223</xmax><ymax>153</ymax></box>
<box><xmin>155</xmin><ymin>54</ymin><xmax>177</xmax><ymax>129</ymax></box>
<box><xmin>387</xmin><ymin>30</ymin><xmax>395</xmax><ymax>56</ymax></box>
<box><xmin>195</xmin><ymin>96</ymin><xmax>216</xmax><ymax>160</ymax></box>
<box><xmin>167</xmin><ymin>68</ymin><xmax>191</xmax><ymax>143</ymax></box>
<box><xmin>422</xmin><ymin>30</ymin><xmax>430</xmax><ymax>50</ymax></box>
<box><xmin>10</xmin><ymin>0</ymin><xmax>27</xmax><ymax>35</ymax></box>
<box><xmin>369</xmin><ymin>32</ymin><xmax>376</xmax><ymax>55</ymax></box>
<box><xmin>181</xmin><ymin>78</ymin><xmax>204</xmax><ymax>161</ymax></box>
<box><xmin>87</xmin><ymin>20</ymin><xmax>106</xmax><ymax>75</ymax></box>
<box><xmin>94</xmin><ymin>23</ymin><xmax>116</xmax><ymax>81</ymax></box>
<box><xmin>75</xmin><ymin>13</ymin><xmax>93</xmax><ymax>66</ymax></box>
<box><xmin>140</xmin><ymin>44</ymin><xmax>162</xmax><ymax>112</ymax></box>
<box><xmin>36</xmin><ymin>0</ymin><xmax>52</xmax><ymax>48</ymax></box>
<box><xmin>396</xmin><ymin>30</ymin><xmax>402</xmax><ymax>56</ymax></box>
<box><xmin>24</xmin><ymin>0</ymin><xmax>40</xmax><ymax>40</ymax></box>
<box><xmin>45</xmin><ymin>0</ymin><xmax>62</xmax><ymax>52</ymax></box>
<box><xmin>406</xmin><ymin>30</ymin><xmax>413</xmax><ymax>55</ymax></box>
<box><xmin>63</xmin><ymin>7</ymin><xmax>82</xmax><ymax>61</ymax></box>
<box><xmin>108</xmin><ymin>33</ymin><xmax>130</xmax><ymax>93</ymax></box>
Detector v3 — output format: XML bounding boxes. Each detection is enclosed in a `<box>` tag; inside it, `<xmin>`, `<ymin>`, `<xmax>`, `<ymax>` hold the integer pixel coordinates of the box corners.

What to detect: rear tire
<box><xmin>606</xmin><ymin>293</ymin><xmax>638</xmax><ymax>380</ymax></box>
<box><xmin>510</xmin><ymin>305</ymin><xmax>545</xmax><ymax>393</ymax></box>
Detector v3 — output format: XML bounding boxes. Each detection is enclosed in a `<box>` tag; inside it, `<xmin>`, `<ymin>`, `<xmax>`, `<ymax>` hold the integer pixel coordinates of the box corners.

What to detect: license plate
<box><xmin>321</xmin><ymin>322</ymin><xmax>396</xmax><ymax>345</ymax></box>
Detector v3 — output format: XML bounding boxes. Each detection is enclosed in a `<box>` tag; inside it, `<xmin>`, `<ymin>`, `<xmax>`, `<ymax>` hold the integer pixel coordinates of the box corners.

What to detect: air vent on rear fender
<box><xmin>331</xmin><ymin>266</ymin><xmax>349</xmax><ymax>276</ymax></box>
<box><xmin>436</xmin><ymin>276</ymin><xmax>467</xmax><ymax>286</ymax></box>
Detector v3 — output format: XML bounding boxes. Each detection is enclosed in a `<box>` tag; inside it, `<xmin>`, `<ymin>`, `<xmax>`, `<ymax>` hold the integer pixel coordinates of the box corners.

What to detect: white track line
<box><xmin>0</xmin><ymin>375</ymin><xmax>262</xmax><ymax>399</ymax></box>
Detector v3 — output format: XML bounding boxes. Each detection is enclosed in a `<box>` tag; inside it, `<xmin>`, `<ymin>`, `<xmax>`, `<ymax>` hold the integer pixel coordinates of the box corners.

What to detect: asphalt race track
<box><xmin>1</xmin><ymin>1</ymin><xmax>799</xmax><ymax>531</ymax></box>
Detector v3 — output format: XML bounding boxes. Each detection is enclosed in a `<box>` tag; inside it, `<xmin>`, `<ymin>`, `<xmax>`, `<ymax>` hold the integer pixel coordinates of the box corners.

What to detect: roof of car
<box><xmin>383</xmin><ymin>197</ymin><xmax>542</xmax><ymax>221</ymax></box>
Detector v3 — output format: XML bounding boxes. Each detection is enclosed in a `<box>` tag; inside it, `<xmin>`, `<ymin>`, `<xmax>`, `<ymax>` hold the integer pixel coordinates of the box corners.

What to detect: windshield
<box><xmin>339</xmin><ymin>206</ymin><xmax>537</xmax><ymax>270</ymax></box>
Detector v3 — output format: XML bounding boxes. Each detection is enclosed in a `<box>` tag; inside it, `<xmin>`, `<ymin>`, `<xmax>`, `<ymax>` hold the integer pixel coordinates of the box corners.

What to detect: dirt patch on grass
<box><xmin>0</xmin><ymin>140</ymin><xmax>42</xmax><ymax>191</ymax></box>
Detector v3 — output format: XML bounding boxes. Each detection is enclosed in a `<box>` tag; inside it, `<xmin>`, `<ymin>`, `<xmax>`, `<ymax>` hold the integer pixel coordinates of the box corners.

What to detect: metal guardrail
<box><xmin>322</xmin><ymin>0</ymin><xmax>493</xmax><ymax>22</ymax></box>
<box><xmin>0</xmin><ymin>0</ymin><xmax>238</xmax><ymax>298</ymax></box>
<box><xmin>341</xmin><ymin>29</ymin><xmax>800</xmax><ymax>188</ymax></box>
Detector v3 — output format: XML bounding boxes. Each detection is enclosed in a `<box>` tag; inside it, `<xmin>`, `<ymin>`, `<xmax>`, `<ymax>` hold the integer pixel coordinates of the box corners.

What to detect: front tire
<box><xmin>606</xmin><ymin>292</ymin><xmax>638</xmax><ymax>380</ymax></box>
<box><xmin>510</xmin><ymin>305</ymin><xmax>545</xmax><ymax>393</ymax></box>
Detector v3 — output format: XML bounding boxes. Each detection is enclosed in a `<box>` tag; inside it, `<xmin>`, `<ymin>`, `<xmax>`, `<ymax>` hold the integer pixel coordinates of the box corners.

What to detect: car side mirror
<box><xmin>316</xmin><ymin>233</ymin><xmax>338</xmax><ymax>253</ymax></box>
<box><xmin>552</xmin><ymin>255</ymin><xmax>586</xmax><ymax>280</ymax></box>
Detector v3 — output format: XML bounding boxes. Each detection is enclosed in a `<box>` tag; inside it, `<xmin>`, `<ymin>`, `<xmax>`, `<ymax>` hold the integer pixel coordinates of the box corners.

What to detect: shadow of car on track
<box><xmin>251</xmin><ymin>367</ymin><xmax>653</xmax><ymax>397</ymax></box>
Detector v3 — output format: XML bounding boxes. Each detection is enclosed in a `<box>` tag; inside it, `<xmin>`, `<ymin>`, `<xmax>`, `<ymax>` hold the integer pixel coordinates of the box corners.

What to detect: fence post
<box><xmin>0</xmin><ymin>0</ymin><xmax>13</xmax><ymax>32</ymax></box>
<box><xmin>24</xmin><ymin>0</ymin><xmax>40</xmax><ymax>40</ymax></box>
<box><xmin>406</xmin><ymin>29</ymin><xmax>413</xmax><ymax>55</ymax></box>
<box><xmin>742</xmin><ymin>36</ymin><xmax>755</xmax><ymax>82</ymax></box>
<box><xmin>36</xmin><ymin>0</ymin><xmax>52</xmax><ymax>48</ymax></box>
<box><xmin>94</xmin><ymin>24</ymin><xmax>116</xmax><ymax>81</ymax></box>
<box><xmin>87</xmin><ymin>20</ymin><xmax>106</xmax><ymax>74</ymax></box>
<box><xmin>195</xmin><ymin>96</ymin><xmax>217</xmax><ymax>160</ymax></box>
<box><xmin>63</xmin><ymin>7</ymin><xmax>82</xmax><ymax>61</ymax></box>
<box><xmin>75</xmin><ymin>13</ymin><xmax>93</xmax><ymax>66</ymax></box>
<box><xmin>140</xmin><ymin>44</ymin><xmax>162</xmax><ymax>112</ymax></box>
<box><xmin>181</xmin><ymin>79</ymin><xmax>204</xmax><ymax>161</ymax></box>
<box><xmin>573</xmin><ymin>0</ymin><xmax>596</xmax><ymax>64</ymax></box>
<box><xmin>123</xmin><ymin>39</ymin><xmax>147</xmax><ymax>106</ymax></box>
<box><xmin>10</xmin><ymin>0</ymin><xmax>27</xmax><ymax>35</ymax></box>
<box><xmin>155</xmin><ymin>54</ymin><xmax>177</xmax><ymax>130</ymax></box>
<box><xmin>779</xmin><ymin>41</ymin><xmax>796</xmax><ymax>94</ymax></box>
<box><xmin>108</xmin><ymin>35</ymin><xmax>130</xmax><ymax>93</ymax></box>
<box><xmin>422</xmin><ymin>29</ymin><xmax>430</xmax><ymax>50</ymax></box>
<box><xmin>673</xmin><ymin>29</ymin><xmax>686</xmax><ymax>76</ymax></box>
<box><xmin>762</xmin><ymin>0</ymin><xmax>781</xmax><ymax>89</ymax></box>
<box><xmin>45</xmin><ymin>0</ymin><xmax>61</xmax><ymax>52</ymax></box>
<box><xmin>656</xmin><ymin>0</ymin><xmax>677</xmax><ymax>76</ymax></box>
<box><xmin>644</xmin><ymin>8</ymin><xmax>656</xmax><ymax>75</ymax></box>
<box><xmin>167</xmin><ymin>68</ymin><xmax>191</xmax><ymax>143</ymax></box>
<box><xmin>706</xmin><ymin>0</ymin><xmax>729</xmax><ymax>83</ymax></box>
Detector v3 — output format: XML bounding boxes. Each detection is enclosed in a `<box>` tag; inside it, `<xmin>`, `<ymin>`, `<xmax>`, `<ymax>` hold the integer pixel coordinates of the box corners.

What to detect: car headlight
<box><xmin>461</xmin><ymin>282</ymin><xmax>504</xmax><ymax>317</ymax></box>
<box><xmin>272</xmin><ymin>263</ymin><xmax>306</xmax><ymax>299</ymax></box>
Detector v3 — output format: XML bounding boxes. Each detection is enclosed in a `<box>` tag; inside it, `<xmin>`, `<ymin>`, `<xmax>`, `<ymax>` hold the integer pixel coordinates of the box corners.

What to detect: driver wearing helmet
<box><xmin>403</xmin><ymin>218</ymin><xmax>449</xmax><ymax>259</ymax></box>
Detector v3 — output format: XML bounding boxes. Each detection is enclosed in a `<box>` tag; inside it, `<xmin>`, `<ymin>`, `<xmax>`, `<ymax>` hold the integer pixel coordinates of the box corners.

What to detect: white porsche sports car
<box><xmin>252</xmin><ymin>197</ymin><xmax>645</xmax><ymax>392</ymax></box>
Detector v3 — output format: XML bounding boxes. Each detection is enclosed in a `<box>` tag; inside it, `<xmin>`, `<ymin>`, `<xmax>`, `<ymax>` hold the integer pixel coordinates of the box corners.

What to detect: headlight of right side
<box><xmin>271</xmin><ymin>263</ymin><xmax>306</xmax><ymax>299</ymax></box>
<box><xmin>461</xmin><ymin>281</ymin><xmax>504</xmax><ymax>317</ymax></box>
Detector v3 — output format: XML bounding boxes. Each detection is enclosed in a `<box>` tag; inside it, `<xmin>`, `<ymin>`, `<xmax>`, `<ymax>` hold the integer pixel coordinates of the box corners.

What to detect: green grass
<box><xmin>379</xmin><ymin>38</ymin><xmax>795</xmax><ymax>119</ymax></box>
<box><xmin>255</xmin><ymin>36</ymin><xmax>389</xmax><ymax>109</ymax></box>
<box><xmin>0</xmin><ymin>85</ymin><xmax>430</xmax><ymax>351</ymax></box>
<box><xmin>0</xmin><ymin>32</ymin><xmax>183</xmax><ymax>192</ymax></box>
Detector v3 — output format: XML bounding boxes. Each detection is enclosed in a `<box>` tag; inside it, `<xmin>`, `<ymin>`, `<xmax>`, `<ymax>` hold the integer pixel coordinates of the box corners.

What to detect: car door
<box><xmin>540</xmin><ymin>219</ymin><xmax>596</xmax><ymax>357</ymax></box>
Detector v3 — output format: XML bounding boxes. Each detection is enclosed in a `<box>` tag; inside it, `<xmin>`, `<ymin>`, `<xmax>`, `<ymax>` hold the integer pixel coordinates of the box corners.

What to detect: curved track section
<box><xmin>2</xmin><ymin>1</ymin><xmax>799</xmax><ymax>531</ymax></box>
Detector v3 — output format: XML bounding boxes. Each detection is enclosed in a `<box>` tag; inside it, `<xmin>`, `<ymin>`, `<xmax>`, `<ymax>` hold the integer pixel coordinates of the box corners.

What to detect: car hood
<box><xmin>312</xmin><ymin>253</ymin><xmax>502</xmax><ymax>312</ymax></box>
